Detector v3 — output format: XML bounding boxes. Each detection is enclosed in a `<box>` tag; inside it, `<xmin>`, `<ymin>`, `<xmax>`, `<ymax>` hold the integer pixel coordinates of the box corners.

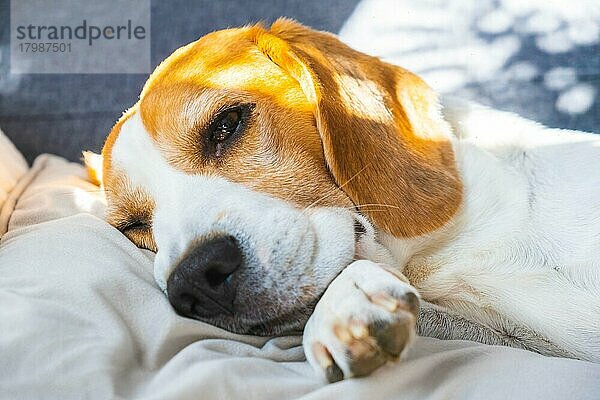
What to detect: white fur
<box><xmin>382</xmin><ymin>98</ymin><xmax>600</xmax><ymax>361</ymax></box>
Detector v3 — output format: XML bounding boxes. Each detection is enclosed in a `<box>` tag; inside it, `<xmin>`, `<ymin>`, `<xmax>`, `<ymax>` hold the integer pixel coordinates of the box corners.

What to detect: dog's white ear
<box><xmin>257</xmin><ymin>19</ymin><xmax>463</xmax><ymax>238</ymax></box>
<box><xmin>82</xmin><ymin>151</ymin><xmax>103</xmax><ymax>186</ymax></box>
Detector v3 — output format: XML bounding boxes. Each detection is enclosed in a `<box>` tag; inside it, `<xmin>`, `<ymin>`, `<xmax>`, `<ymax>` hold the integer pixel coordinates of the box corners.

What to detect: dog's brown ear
<box><xmin>256</xmin><ymin>19</ymin><xmax>462</xmax><ymax>238</ymax></box>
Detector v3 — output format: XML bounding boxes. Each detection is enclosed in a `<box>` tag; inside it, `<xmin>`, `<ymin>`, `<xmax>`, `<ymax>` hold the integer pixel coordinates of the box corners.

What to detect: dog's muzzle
<box><xmin>163</xmin><ymin>214</ymin><xmax>382</xmax><ymax>329</ymax></box>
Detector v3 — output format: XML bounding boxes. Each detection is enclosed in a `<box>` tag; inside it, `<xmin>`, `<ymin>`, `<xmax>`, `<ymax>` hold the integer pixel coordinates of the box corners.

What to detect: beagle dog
<box><xmin>89</xmin><ymin>19</ymin><xmax>600</xmax><ymax>382</ymax></box>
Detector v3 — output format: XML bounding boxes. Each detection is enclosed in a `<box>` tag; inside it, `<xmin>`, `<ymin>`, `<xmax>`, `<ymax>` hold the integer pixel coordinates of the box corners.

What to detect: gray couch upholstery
<box><xmin>0</xmin><ymin>0</ymin><xmax>598</xmax><ymax>162</ymax></box>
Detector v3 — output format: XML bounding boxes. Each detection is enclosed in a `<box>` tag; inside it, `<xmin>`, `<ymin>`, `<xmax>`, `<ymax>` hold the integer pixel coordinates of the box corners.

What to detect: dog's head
<box><xmin>94</xmin><ymin>19</ymin><xmax>461</xmax><ymax>335</ymax></box>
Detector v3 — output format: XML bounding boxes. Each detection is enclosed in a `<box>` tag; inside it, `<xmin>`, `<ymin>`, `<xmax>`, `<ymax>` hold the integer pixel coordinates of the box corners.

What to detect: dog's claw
<box><xmin>370</xmin><ymin>292</ymin><xmax>400</xmax><ymax>312</ymax></box>
<box><xmin>349</xmin><ymin>317</ymin><xmax>369</xmax><ymax>339</ymax></box>
<box><xmin>312</xmin><ymin>342</ymin><xmax>343</xmax><ymax>383</ymax></box>
<box><xmin>333</xmin><ymin>322</ymin><xmax>354</xmax><ymax>344</ymax></box>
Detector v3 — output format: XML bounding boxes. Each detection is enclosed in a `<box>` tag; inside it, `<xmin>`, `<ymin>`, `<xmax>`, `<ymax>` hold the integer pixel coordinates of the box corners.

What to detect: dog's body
<box><xmin>93</xmin><ymin>19</ymin><xmax>599</xmax><ymax>383</ymax></box>
<box><xmin>394</xmin><ymin>98</ymin><xmax>600</xmax><ymax>361</ymax></box>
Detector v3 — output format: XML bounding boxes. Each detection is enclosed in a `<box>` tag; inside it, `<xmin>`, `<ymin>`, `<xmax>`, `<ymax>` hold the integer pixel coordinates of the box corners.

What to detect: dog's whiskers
<box><xmin>301</xmin><ymin>163</ymin><xmax>371</xmax><ymax>215</ymax></box>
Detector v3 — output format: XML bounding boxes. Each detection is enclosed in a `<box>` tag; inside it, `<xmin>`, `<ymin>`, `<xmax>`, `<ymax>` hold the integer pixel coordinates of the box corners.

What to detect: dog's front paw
<box><xmin>303</xmin><ymin>260</ymin><xmax>419</xmax><ymax>383</ymax></box>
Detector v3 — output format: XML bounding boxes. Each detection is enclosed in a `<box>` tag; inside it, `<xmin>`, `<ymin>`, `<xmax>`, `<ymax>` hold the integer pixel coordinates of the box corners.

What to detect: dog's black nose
<box><xmin>167</xmin><ymin>235</ymin><xmax>242</xmax><ymax>319</ymax></box>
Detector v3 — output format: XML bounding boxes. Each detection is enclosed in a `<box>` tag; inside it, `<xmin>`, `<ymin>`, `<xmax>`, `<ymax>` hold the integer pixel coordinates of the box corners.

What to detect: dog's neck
<box><xmin>380</xmin><ymin>97</ymin><xmax>600</xmax><ymax>288</ymax></box>
<box><xmin>377</xmin><ymin>96</ymin><xmax>539</xmax><ymax>273</ymax></box>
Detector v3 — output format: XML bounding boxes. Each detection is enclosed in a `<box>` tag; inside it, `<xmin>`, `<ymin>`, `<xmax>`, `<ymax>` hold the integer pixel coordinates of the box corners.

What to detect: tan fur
<box><xmin>101</xmin><ymin>106</ymin><xmax>156</xmax><ymax>250</ymax></box>
<box><xmin>102</xmin><ymin>19</ymin><xmax>463</xmax><ymax>245</ymax></box>
<box><xmin>263</xmin><ymin>19</ymin><xmax>463</xmax><ymax>237</ymax></box>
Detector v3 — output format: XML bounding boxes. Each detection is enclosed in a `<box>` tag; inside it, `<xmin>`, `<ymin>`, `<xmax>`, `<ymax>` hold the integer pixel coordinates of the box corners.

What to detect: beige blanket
<box><xmin>0</xmin><ymin>138</ymin><xmax>599</xmax><ymax>399</ymax></box>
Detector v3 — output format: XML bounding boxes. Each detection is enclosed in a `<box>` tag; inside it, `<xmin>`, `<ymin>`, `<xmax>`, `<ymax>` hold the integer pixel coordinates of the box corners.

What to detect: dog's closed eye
<box><xmin>118</xmin><ymin>220</ymin><xmax>151</xmax><ymax>233</ymax></box>
<box><xmin>116</xmin><ymin>219</ymin><xmax>156</xmax><ymax>251</ymax></box>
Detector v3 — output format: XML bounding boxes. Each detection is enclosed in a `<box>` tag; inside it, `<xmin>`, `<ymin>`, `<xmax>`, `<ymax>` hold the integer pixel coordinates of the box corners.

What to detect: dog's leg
<box><xmin>303</xmin><ymin>260</ymin><xmax>419</xmax><ymax>382</ymax></box>
<box><xmin>417</xmin><ymin>302</ymin><xmax>577</xmax><ymax>359</ymax></box>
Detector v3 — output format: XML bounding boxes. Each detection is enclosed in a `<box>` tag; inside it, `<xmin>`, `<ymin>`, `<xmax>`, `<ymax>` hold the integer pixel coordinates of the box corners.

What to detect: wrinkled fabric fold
<box><xmin>1</xmin><ymin>146</ymin><xmax>599</xmax><ymax>400</ymax></box>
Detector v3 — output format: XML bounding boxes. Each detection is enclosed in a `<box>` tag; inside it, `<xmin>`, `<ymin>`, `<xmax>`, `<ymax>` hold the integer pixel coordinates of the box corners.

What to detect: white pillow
<box><xmin>3</xmin><ymin>154</ymin><xmax>105</xmax><ymax>234</ymax></box>
<box><xmin>0</xmin><ymin>152</ymin><xmax>310</xmax><ymax>399</ymax></box>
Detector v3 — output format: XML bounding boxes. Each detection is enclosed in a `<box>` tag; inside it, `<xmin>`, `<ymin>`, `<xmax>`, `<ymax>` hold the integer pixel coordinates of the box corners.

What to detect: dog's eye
<box><xmin>212</xmin><ymin>110</ymin><xmax>241</xmax><ymax>143</ymax></box>
<box><xmin>205</xmin><ymin>104</ymin><xmax>254</xmax><ymax>158</ymax></box>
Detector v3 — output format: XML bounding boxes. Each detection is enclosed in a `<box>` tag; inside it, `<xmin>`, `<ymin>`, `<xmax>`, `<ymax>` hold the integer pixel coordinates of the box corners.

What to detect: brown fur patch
<box><xmin>263</xmin><ymin>19</ymin><xmax>463</xmax><ymax>237</ymax></box>
<box><xmin>102</xmin><ymin>19</ymin><xmax>463</xmax><ymax>244</ymax></box>
<box><xmin>104</xmin><ymin>171</ymin><xmax>156</xmax><ymax>251</ymax></box>
<box><xmin>102</xmin><ymin>107</ymin><xmax>156</xmax><ymax>251</ymax></box>
<box><xmin>134</xmin><ymin>24</ymin><xmax>351</xmax><ymax>210</ymax></box>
